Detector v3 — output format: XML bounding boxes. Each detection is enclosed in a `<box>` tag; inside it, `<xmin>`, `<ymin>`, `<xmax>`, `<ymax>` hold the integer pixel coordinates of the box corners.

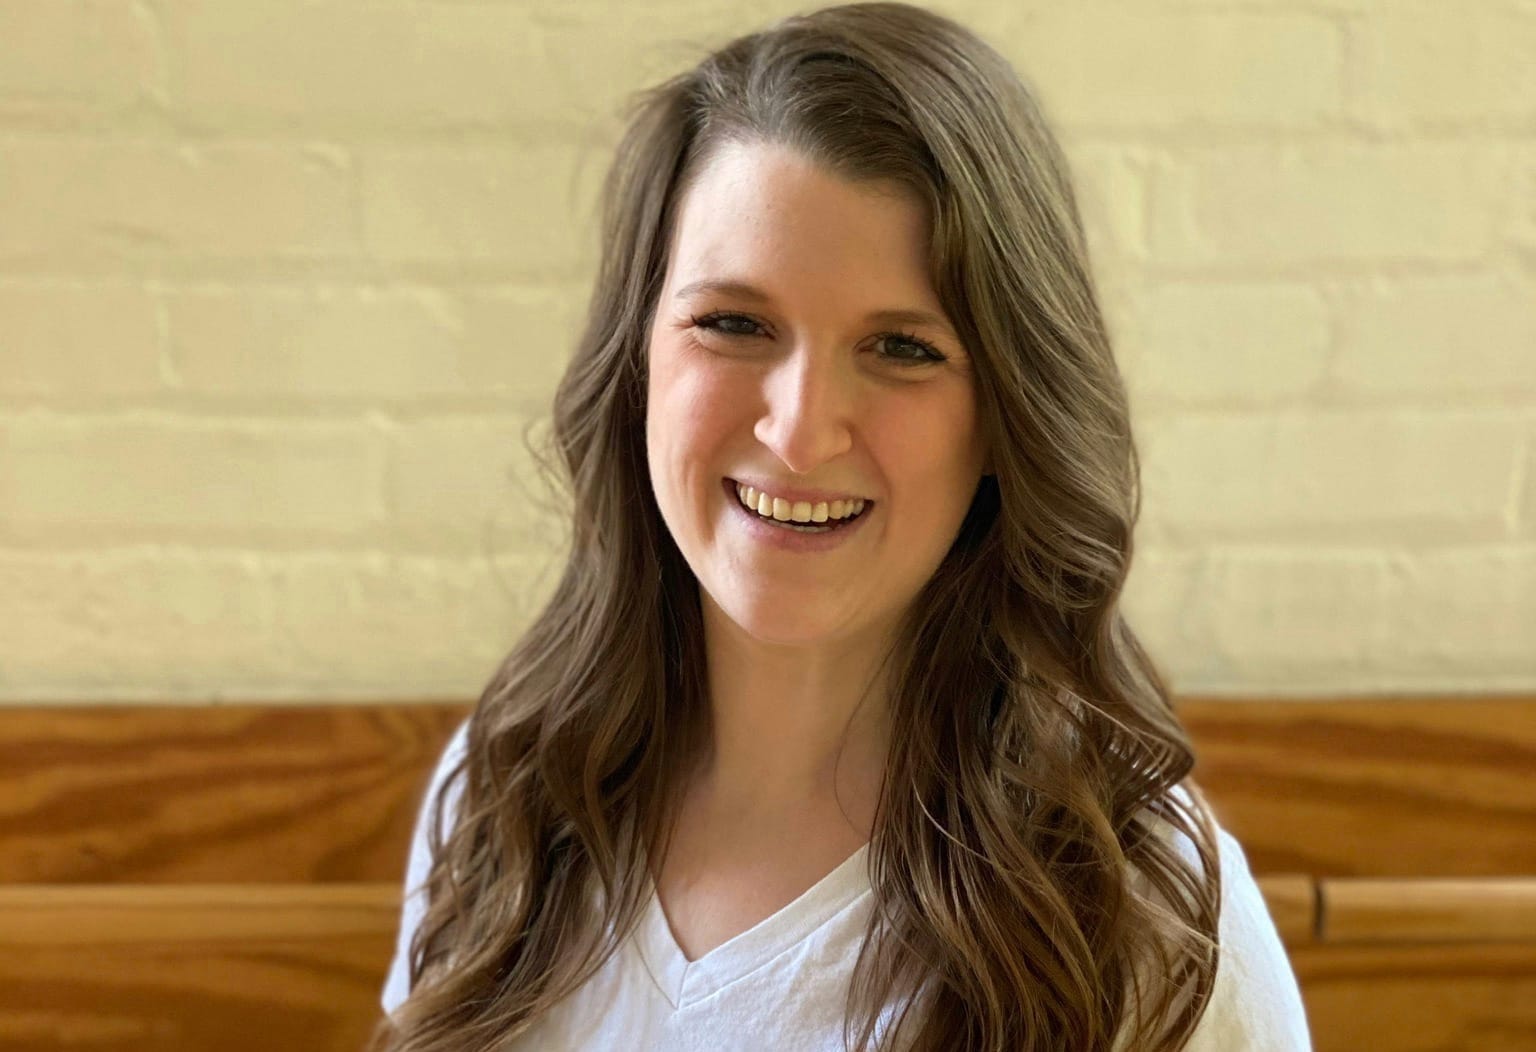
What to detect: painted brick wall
<box><xmin>0</xmin><ymin>0</ymin><xmax>1531</xmax><ymax>701</ymax></box>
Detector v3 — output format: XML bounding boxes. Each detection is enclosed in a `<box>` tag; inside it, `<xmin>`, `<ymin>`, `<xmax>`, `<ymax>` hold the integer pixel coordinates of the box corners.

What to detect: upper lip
<box><xmin>727</xmin><ymin>477</ymin><xmax>873</xmax><ymax>506</ymax></box>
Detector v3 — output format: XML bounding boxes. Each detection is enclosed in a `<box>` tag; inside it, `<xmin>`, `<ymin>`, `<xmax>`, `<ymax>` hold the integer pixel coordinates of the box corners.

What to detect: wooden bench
<box><xmin>1</xmin><ymin>697</ymin><xmax>1532</xmax><ymax>1051</ymax></box>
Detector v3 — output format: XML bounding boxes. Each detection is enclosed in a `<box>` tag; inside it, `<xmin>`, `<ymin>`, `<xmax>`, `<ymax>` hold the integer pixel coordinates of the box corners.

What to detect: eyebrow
<box><xmin>674</xmin><ymin>278</ymin><xmax>956</xmax><ymax>335</ymax></box>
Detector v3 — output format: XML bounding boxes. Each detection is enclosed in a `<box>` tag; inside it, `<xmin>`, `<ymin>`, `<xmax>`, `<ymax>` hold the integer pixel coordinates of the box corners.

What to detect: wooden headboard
<box><xmin>1</xmin><ymin>697</ymin><xmax>1532</xmax><ymax>1051</ymax></box>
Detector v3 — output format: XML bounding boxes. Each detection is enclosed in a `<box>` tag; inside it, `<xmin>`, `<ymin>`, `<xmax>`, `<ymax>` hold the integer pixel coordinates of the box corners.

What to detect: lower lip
<box><xmin>721</xmin><ymin>479</ymin><xmax>873</xmax><ymax>554</ymax></box>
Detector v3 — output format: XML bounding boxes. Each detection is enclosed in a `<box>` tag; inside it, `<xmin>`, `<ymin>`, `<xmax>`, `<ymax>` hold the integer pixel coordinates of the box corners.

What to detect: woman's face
<box><xmin>645</xmin><ymin>140</ymin><xmax>988</xmax><ymax>650</ymax></box>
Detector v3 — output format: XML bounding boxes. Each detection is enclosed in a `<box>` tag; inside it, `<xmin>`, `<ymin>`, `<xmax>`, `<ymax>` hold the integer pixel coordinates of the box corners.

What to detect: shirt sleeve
<box><xmin>381</xmin><ymin>715</ymin><xmax>472</xmax><ymax>1018</ymax></box>
<box><xmin>1183</xmin><ymin>825</ymin><xmax>1314</xmax><ymax>1051</ymax></box>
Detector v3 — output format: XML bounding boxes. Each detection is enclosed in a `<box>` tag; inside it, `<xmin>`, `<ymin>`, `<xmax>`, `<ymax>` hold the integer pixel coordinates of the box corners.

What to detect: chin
<box><xmin>707</xmin><ymin>586</ymin><xmax>847</xmax><ymax>647</ymax></box>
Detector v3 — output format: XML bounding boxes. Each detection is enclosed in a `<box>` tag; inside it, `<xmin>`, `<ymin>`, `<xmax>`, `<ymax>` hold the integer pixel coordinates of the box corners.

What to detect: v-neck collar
<box><xmin>635</xmin><ymin>842</ymin><xmax>873</xmax><ymax>1009</ymax></box>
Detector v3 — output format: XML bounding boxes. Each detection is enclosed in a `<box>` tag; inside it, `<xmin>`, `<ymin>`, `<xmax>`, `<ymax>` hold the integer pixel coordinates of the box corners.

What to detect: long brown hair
<box><xmin>373</xmin><ymin>4</ymin><xmax>1221</xmax><ymax>1050</ymax></box>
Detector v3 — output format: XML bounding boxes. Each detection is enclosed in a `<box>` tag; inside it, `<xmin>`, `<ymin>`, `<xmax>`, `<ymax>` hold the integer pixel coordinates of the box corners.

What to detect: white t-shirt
<box><xmin>383</xmin><ymin>719</ymin><xmax>1312</xmax><ymax>1051</ymax></box>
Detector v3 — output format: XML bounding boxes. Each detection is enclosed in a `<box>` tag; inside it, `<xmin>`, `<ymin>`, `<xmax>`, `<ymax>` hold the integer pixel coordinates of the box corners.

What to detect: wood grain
<box><xmin>1290</xmin><ymin>941</ymin><xmax>1536</xmax><ymax>1052</ymax></box>
<box><xmin>1321</xmin><ymin>877</ymin><xmax>1536</xmax><ymax>944</ymax></box>
<box><xmin>2</xmin><ymin>697</ymin><xmax>1532</xmax><ymax>1052</ymax></box>
<box><xmin>0</xmin><ymin>883</ymin><xmax>399</xmax><ymax>943</ymax></box>
<box><xmin>1255</xmin><ymin>874</ymin><xmax>1318</xmax><ymax>947</ymax></box>
<box><xmin>7</xmin><ymin>697</ymin><xmax>1532</xmax><ymax>884</ymax></box>
<box><xmin>0</xmin><ymin>884</ymin><xmax>399</xmax><ymax>1052</ymax></box>
<box><xmin>0</xmin><ymin>702</ymin><xmax>470</xmax><ymax>884</ymax></box>
<box><xmin>1178</xmin><ymin>695</ymin><xmax>1536</xmax><ymax>878</ymax></box>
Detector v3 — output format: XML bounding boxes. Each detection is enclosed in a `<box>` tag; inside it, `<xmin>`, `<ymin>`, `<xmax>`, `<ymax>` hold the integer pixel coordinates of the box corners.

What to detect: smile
<box><xmin>732</xmin><ymin>481</ymin><xmax>867</xmax><ymax>530</ymax></box>
<box><xmin>721</xmin><ymin>478</ymin><xmax>874</xmax><ymax>551</ymax></box>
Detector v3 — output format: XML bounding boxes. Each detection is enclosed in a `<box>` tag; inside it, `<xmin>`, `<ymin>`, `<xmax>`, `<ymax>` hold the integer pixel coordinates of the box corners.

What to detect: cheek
<box><xmin>869</xmin><ymin>390</ymin><xmax>982</xmax><ymax>505</ymax></box>
<box><xmin>646</xmin><ymin>342</ymin><xmax>743</xmax><ymax>476</ymax></box>
<box><xmin>872</xmin><ymin>390</ymin><xmax>976</xmax><ymax>537</ymax></box>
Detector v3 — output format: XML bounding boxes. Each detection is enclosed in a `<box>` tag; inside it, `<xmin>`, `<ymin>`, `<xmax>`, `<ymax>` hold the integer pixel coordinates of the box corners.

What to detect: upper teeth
<box><xmin>734</xmin><ymin>483</ymin><xmax>867</xmax><ymax>523</ymax></box>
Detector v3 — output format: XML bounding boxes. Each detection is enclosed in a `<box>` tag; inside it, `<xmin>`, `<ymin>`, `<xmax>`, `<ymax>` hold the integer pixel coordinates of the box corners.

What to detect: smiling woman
<box><xmin>373</xmin><ymin>4</ymin><xmax>1309</xmax><ymax>1052</ymax></box>
<box><xmin>646</xmin><ymin>140</ymin><xmax>988</xmax><ymax>669</ymax></box>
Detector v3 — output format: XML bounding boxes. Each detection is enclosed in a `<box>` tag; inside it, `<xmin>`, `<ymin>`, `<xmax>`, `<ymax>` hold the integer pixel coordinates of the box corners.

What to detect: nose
<box><xmin>752</xmin><ymin>341</ymin><xmax>855</xmax><ymax>475</ymax></box>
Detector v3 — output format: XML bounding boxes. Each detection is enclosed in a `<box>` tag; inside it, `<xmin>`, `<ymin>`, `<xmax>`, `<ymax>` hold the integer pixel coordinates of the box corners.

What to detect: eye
<box><xmin>874</xmin><ymin>331</ymin><xmax>948</xmax><ymax>367</ymax></box>
<box><xmin>691</xmin><ymin>312</ymin><xmax>765</xmax><ymax>338</ymax></box>
<box><xmin>689</xmin><ymin>312</ymin><xmax>948</xmax><ymax>368</ymax></box>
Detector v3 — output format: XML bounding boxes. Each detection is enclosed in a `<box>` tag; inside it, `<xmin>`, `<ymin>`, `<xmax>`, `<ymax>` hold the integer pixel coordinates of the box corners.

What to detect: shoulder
<box><xmin>418</xmin><ymin>715</ymin><xmax>472</xmax><ymax>855</ymax></box>
<box><xmin>431</xmin><ymin>716</ymin><xmax>472</xmax><ymax>803</ymax></box>
<box><xmin>1158</xmin><ymin>784</ymin><xmax>1314</xmax><ymax>1051</ymax></box>
<box><xmin>381</xmin><ymin>714</ymin><xmax>473</xmax><ymax>1016</ymax></box>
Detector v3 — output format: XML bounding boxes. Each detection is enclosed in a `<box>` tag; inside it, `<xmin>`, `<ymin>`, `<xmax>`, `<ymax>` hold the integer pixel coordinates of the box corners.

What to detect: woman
<box><xmin>377</xmin><ymin>4</ymin><xmax>1311</xmax><ymax>1050</ymax></box>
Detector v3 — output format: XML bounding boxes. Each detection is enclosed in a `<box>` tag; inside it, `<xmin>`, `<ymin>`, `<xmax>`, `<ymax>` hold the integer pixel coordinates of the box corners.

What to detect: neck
<box><xmin>689</xmin><ymin>595</ymin><xmax>896</xmax><ymax>831</ymax></box>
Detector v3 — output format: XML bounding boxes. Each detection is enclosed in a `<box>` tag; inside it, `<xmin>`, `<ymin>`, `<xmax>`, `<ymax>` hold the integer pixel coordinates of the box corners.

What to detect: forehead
<box><xmin>665</xmin><ymin>141</ymin><xmax>938</xmax><ymax>307</ymax></box>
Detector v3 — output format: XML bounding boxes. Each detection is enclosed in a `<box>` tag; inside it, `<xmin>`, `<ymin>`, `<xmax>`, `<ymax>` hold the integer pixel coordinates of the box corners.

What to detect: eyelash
<box><xmin>689</xmin><ymin>311</ymin><xmax>948</xmax><ymax>367</ymax></box>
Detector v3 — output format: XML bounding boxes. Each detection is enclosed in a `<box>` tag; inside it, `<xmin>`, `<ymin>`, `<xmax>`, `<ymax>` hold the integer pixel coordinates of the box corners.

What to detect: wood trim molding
<box><xmin>1321</xmin><ymin>877</ymin><xmax>1536</xmax><ymax>944</ymax></box>
<box><xmin>0</xmin><ymin>884</ymin><xmax>399</xmax><ymax>944</ymax></box>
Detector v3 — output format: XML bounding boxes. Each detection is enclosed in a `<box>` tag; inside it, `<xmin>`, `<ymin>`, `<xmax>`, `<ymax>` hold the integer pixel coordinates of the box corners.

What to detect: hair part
<box><xmin>373</xmin><ymin>4</ymin><xmax>1221</xmax><ymax>1050</ymax></box>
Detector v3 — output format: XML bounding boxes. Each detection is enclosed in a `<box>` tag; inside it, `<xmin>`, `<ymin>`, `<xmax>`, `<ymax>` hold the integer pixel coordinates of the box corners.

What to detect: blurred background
<box><xmin>0</xmin><ymin>2</ymin><xmax>1531</xmax><ymax>1051</ymax></box>
<box><xmin>0</xmin><ymin>0</ymin><xmax>1529</xmax><ymax>702</ymax></box>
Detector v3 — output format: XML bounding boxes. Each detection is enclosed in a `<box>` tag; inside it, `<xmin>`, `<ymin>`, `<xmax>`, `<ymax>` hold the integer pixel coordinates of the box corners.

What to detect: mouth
<box><xmin>722</xmin><ymin>478</ymin><xmax>873</xmax><ymax>534</ymax></box>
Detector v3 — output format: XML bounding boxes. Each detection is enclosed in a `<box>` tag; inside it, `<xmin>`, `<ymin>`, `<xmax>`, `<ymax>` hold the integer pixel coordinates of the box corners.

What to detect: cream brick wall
<box><xmin>0</xmin><ymin>0</ymin><xmax>1530</xmax><ymax>701</ymax></box>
